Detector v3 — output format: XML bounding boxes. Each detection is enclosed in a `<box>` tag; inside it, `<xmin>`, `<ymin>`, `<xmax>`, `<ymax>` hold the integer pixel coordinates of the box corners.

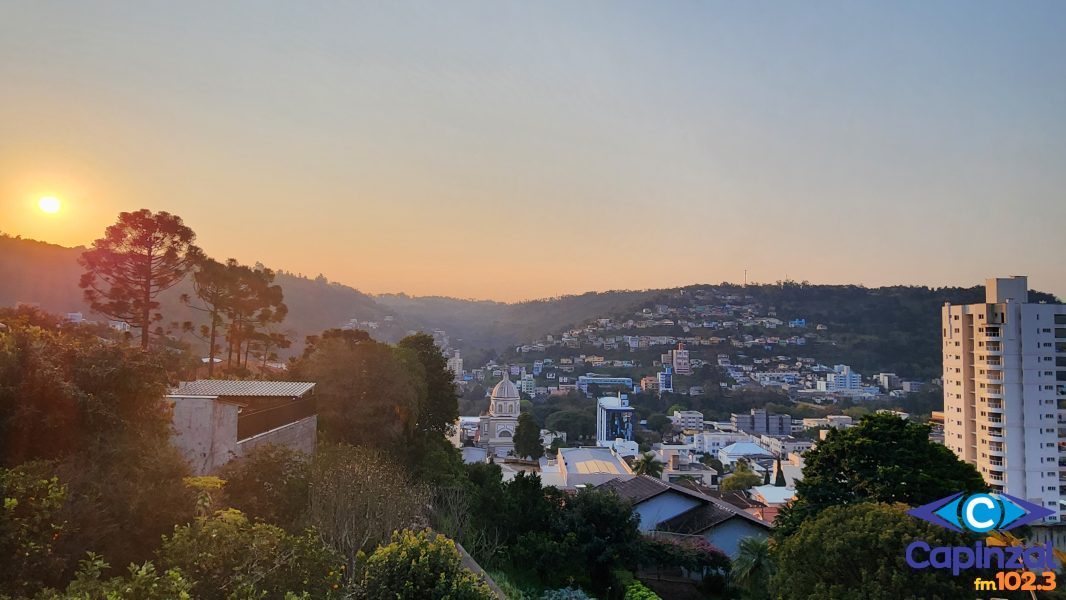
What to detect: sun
<box><xmin>38</xmin><ymin>196</ymin><xmax>61</xmax><ymax>214</ymax></box>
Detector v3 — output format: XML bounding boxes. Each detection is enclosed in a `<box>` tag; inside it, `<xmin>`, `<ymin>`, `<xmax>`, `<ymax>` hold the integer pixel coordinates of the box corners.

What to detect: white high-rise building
<box><xmin>942</xmin><ymin>276</ymin><xmax>1066</xmax><ymax>524</ymax></box>
<box><xmin>446</xmin><ymin>350</ymin><xmax>463</xmax><ymax>382</ymax></box>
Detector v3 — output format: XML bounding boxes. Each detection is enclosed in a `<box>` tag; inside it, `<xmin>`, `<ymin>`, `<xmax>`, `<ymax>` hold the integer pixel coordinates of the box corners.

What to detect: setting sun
<box><xmin>38</xmin><ymin>196</ymin><xmax>61</xmax><ymax>214</ymax></box>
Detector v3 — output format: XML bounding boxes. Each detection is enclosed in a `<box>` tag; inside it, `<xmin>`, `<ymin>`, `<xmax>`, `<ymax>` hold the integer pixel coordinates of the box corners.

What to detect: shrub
<box><xmin>623</xmin><ymin>582</ymin><xmax>661</xmax><ymax>600</ymax></box>
<box><xmin>158</xmin><ymin>509</ymin><xmax>345</xmax><ymax>599</ymax></box>
<box><xmin>362</xmin><ymin>529</ymin><xmax>494</xmax><ymax>599</ymax></box>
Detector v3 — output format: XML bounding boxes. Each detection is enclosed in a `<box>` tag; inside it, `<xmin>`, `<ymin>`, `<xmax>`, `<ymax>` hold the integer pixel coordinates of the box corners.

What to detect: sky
<box><xmin>2</xmin><ymin>1</ymin><xmax>1064</xmax><ymax>302</ymax></box>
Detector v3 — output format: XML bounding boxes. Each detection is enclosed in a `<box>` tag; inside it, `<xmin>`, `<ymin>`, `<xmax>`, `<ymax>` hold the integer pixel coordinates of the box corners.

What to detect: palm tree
<box><xmin>731</xmin><ymin>537</ymin><xmax>774</xmax><ymax>599</ymax></box>
<box><xmin>632</xmin><ymin>452</ymin><xmax>664</xmax><ymax>478</ymax></box>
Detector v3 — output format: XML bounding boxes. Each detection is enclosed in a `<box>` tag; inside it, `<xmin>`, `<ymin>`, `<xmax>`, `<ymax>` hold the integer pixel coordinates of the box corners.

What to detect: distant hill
<box><xmin>0</xmin><ymin>234</ymin><xmax>393</xmax><ymax>354</ymax></box>
<box><xmin>2</xmin><ymin>234</ymin><xmax>1060</xmax><ymax>375</ymax></box>
<box><xmin>376</xmin><ymin>290</ymin><xmax>665</xmax><ymax>355</ymax></box>
<box><xmin>0</xmin><ymin>235</ymin><xmax>657</xmax><ymax>359</ymax></box>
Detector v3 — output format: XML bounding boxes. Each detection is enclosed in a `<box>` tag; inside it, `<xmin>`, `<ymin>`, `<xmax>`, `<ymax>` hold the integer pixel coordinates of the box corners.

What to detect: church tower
<box><xmin>479</xmin><ymin>374</ymin><xmax>521</xmax><ymax>457</ymax></box>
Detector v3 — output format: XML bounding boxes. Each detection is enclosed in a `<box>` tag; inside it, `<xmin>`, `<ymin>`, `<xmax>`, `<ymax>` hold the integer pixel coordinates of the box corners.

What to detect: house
<box><xmin>598</xmin><ymin>475</ymin><xmax>771</xmax><ymax>558</ymax></box>
<box><xmin>718</xmin><ymin>441</ymin><xmax>773</xmax><ymax>466</ymax></box>
<box><xmin>168</xmin><ymin>380</ymin><xmax>317</xmax><ymax>475</ymax></box>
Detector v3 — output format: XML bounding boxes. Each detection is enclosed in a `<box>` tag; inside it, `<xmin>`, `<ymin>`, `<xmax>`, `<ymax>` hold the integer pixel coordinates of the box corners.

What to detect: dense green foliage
<box><xmin>513</xmin><ymin>412</ymin><xmax>544</xmax><ymax>460</ymax></box>
<box><xmin>1</xmin><ymin>465</ymin><xmax>68</xmax><ymax>597</ymax></box>
<box><xmin>361</xmin><ymin>529</ymin><xmax>494</xmax><ymax>599</ymax></box>
<box><xmin>38</xmin><ymin>554</ymin><xmax>194</xmax><ymax>600</ymax></box>
<box><xmin>776</xmin><ymin>413</ymin><xmax>987</xmax><ymax>537</ymax></box>
<box><xmin>291</xmin><ymin>329</ymin><xmax>423</xmax><ymax>449</ymax></box>
<box><xmin>721</xmin><ymin>461</ymin><xmax>762</xmax><ymax>492</ymax></box>
<box><xmin>217</xmin><ymin>445</ymin><xmax>309</xmax><ymax>532</ymax></box>
<box><xmin>623</xmin><ymin>581</ymin><xmax>661</xmax><ymax>599</ymax></box>
<box><xmin>158</xmin><ymin>509</ymin><xmax>344</xmax><ymax>600</ymax></box>
<box><xmin>771</xmin><ymin>503</ymin><xmax>988</xmax><ymax>599</ymax></box>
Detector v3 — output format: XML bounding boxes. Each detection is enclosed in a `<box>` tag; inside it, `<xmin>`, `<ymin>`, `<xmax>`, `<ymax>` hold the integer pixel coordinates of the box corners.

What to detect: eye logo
<box><xmin>908</xmin><ymin>492</ymin><xmax>1054</xmax><ymax>533</ymax></box>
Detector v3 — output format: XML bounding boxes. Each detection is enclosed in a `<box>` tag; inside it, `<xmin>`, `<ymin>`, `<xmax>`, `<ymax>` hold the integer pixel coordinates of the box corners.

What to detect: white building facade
<box><xmin>943</xmin><ymin>276</ymin><xmax>1066</xmax><ymax>524</ymax></box>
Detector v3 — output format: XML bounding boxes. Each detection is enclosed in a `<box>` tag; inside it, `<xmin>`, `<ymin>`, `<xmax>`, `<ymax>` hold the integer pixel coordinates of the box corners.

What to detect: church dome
<box><xmin>491</xmin><ymin>376</ymin><xmax>520</xmax><ymax>400</ymax></box>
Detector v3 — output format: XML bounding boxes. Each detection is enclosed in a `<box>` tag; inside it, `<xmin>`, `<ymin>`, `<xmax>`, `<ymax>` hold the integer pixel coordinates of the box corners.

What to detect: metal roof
<box><xmin>169</xmin><ymin>380</ymin><xmax>315</xmax><ymax>398</ymax></box>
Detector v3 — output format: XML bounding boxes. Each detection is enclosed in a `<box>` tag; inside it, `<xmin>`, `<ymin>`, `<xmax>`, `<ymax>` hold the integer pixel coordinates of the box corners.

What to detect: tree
<box><xmin>79</xmin><ymin>209</ymin><xmax>202</xmax><ymax>349</ymax></box>
<box><xmin>632</xmin><ymin>452</ymin><xmax>664</xmax><ymax>478</ymax></box>
<box><xmin>730</xmin><ymin>537</ymin><xmax>774</xmax><ymax>599</ymax></box>
<box><xmin>291</xmin><ymin>333</ymin><xmax>422</xmax><ymax>449</ymax></box>
<box><xmin>513</xmin><ymin>412</ymin><xmax>543</xmax><ymax>460</ymax></box>
<box><xmin>0</xmin><ymin>463</ymin><xmax>68</xmax><ymax>597</ymax></box>
<box><xmin>305</xmin><ymin>444</ymin><xmax>427</xmax><ymax>575</ymax></box>
<box><xmin>562</xmin><ymin>489</ymin><xmax>643</xmax><ymax>588</ymax></box>
<box><xmin>158</xmin><ymin>509</ymin><xmax>345</xmax><ymax>600</ymax></box>
<box><xmin>221</xmin><ymin>262</ymin><xmax>287</xmax><ymax>370</ymax></box>
<box><xmin>0</xmin><ymin>313</ymin><xmax>176</xmax><ymax>465</ymax></box>
<box><xmin>182</xmin><ymin>257</ymin><xmax>234</xmax><ymax>376</ymax></box>
<box><xmin>721</xmin><ymin>461</ymin><xmax>761</xmax><ymax>491</ymax></box>
<box><xmin>362</xmin><ymin>529</ymin><xmax>494</xmax><ymax>599</ymax></box>
<box><xmin>773</xmin><ymin>457</ymin><xmax>786</xmax><ymax>487</ymax></box>
<box><xmin>398</xmin><ymin>333</ymin><xmax>460</xmax><ymax>436</ymax></box>
<box><xmin>771</xmin><ymin>503</ymin><xmax>984</xmax><ymax>599</ymax></box>
<box><xmin>775</xmin><ymin>413</ymin><xmax>987</xmax><ymax>537</ymax></box>
<box><xmin>218</xmin><ymin>444</ymin><xmax>310</xmax><ymax>532</ymax></box>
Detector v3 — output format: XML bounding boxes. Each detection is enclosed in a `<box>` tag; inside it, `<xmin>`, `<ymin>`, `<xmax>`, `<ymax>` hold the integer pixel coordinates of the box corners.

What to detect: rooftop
<box><xmin>559</xmin><ymin>447</ymin><xmax>631</xmax><ymax>476</ymax></box>
<box><xmin>169</xmin><ymin>380</ymin><xmax>316</xmax><ymax>398</ymax></box>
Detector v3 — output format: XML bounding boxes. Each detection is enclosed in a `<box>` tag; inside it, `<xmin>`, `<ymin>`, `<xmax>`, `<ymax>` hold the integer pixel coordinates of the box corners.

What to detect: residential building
<box><xmin>577</xmin><ymin>373</ymin><xmax>635</xmax><ymax>395</ymax></box>
<box><xmin>657</xmin><ymin>367</ymin><xmax>674</xmax><ymax>394</ymax></box>
<box><xmin>517</xmin><ymin>374</ymin><xmax>535</xmax><ymax>397</ymax></box>
<box><xmin>640</xmin><ymin>375</ymin><xmax>659</xmax><ymax>394</ymax></box>
<box><xmin>877</xmin><ymin>372</ymin><xmax>901</xmax><ymax>391</ymax></box>
<box><xmin>718</xmin><ymin>441</ymin><xmax>773</xmax><ymax>466</ymax></box>
<box><xmin>671</xmin><ymin>410</ymin><xmax>705</xmax><ymax>432</ymax></box>
<box><xmin>597</xmin><ymin>476</ymin><xmax>770</xmax><ymax>558</ymax></box>
<box><xmin>817</xmin><ymin>364</ymin><xmax>862</xmax><ymax>393</ymax></box>
<box><xmin>758</xmin><ymin>434</ymin><xmax>813</xmax><ymax>457</ymax></box>
<box><xmin>446</xmin><ymin>350</ymin><xmax>463</xmax><ymax>382</ymax></box>
<box><xmin>942</xmin><ymin>276</ymin><xmax>1066</xmax><ymax>523</ymax></box>
<box><xmin>661</xmin><ymin>343</ymin><xmax>692</xmax><ymax>375</ymax></box>
<box><xmin>731</xmin><ymin>408</ymin><xmax>792</xmax><ymax>436</ymax></box>
<box><xmin>167</xmin><ymin>380</ymin><xmax>317</xmax><ymax>475</ymax></box>
<box><xmin>686</xmin><ymin>430</ymin><xmax>755</xmax><ymax>456</ymax></box>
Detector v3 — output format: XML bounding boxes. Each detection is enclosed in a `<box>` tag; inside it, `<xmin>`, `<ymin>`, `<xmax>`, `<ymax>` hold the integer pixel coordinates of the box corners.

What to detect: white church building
<box><xmin>478</xmin><ymin>375</ymin><xmax>521</xmax><ymax>457</ymax></box>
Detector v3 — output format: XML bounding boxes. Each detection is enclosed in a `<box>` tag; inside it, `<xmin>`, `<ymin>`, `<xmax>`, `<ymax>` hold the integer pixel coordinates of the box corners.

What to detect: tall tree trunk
<box><xmin>207</xmin><ymin>315</ymin><xmax>218</xmax><ymax>377</ymax></box>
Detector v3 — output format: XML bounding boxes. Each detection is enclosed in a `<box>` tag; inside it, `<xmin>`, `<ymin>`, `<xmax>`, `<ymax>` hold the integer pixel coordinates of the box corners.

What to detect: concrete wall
<box><xmin>238</xmin><ymin>415</ymin><xmax>317</xmax><ymax>457</ymax></box>
<box><xmin>170</xmin><ymin>396</ymin><xmax>316</xmax><ymax>475</ymax></box>
<box><xmin>169</xmin><ymin>396</ymin><xmax>239</xmax><ymax>475</ymax></box>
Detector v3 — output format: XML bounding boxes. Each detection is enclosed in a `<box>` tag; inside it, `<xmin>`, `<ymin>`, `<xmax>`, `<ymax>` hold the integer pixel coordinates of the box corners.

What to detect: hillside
<box><xmin>2</xmin><ymin>234</ymin><xmax>1060</xmax><ymax>375</ymax></box>
<box><xmin>0</xmin><ymin>234</ymin><xmax>394</xmax><ymax>353</ymax></box>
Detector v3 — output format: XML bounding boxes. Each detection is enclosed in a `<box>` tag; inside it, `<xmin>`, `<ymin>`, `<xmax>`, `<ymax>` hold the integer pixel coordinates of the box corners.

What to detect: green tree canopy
<box><xmin>771</xmin><ymin>503</ymin><xmax>984</xmax><ymax>599</ymax></box>
<box><xmin>721</xmin><ymin>461</ymin><xmax>762</xmax><ymax>491</ymax></box>
<box><xmin>291</xmin><ymin>332</ymin><xmax>423</xmax><ymax>449</ymax></box>
<box><xmin>632</xmin><ymin>452</ymin><xmax>664</xmax><ymax>478</ymax></box>
<box><xmin>776</xmin><ymin>413</ymin><xmax>986</xmax><ymax>537</ymax></box>
<box><xmin>398</xmin><ymin>333</ymin><xmax>460</xmax><ymax>436</ymax></box>
<box><xmin>513</xmin><ymin>413</ymin><xmax>543</xmax><ymax>460</ymax></box>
